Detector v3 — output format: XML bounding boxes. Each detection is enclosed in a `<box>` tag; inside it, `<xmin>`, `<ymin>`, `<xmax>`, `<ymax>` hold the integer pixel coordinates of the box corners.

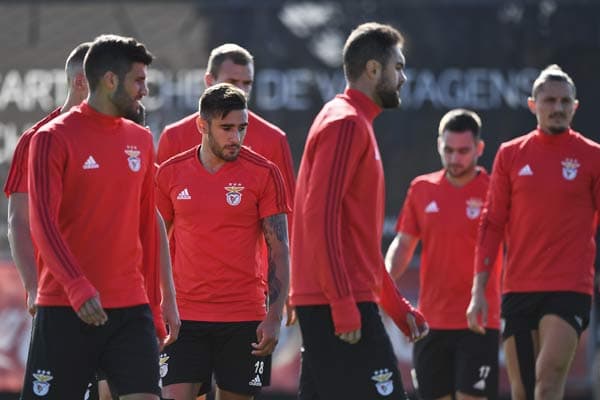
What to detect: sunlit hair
<box><xmin>65</xmin><ymin>42</ymin><xmax>92</xmax><ymax>84</ymax></box>
<box><xmin>531</xmin><ymin>64</ymin><xmax>576</xmax><ymax>99</ymax></box>
<box><xmin>84</xmin><ymin>34</ymin><xmax>154</xmax><ymax>91</ymax></box>
<box><xmin>438</xmin><ymin>108</ymin><xmax>482</xmax><ymax>140</ymax></box>
<box><xmin>342</xmin><ymin>22</ymin><xmax>404</xmax><ymax>82</ymax></box>
<box><xmin>199</xmin><ymin>83</ymin><xmax>247</xmax><ymax>121</ymax></box>
<box><xmin>207</xmin><ymin>43</ymin><xmax>253</xmax><ymax>78</ymax></box>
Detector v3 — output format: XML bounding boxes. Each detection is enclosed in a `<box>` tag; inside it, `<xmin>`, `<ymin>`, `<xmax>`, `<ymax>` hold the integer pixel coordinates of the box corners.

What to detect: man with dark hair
<box><xmin>21</xmin><ymin>34</ymin><xmax>178</xmax><ymax>400</ymax></box>
<box><xmin>467</xmin><ymin>65</ymin><xmax>600</xmax><ymax>400</ymax></box>
<box><xmin>156</xmin><ymin>82</ymin><xmax>290</xmax><ymax>400</ymax></box>
<box><xmin>5</xmin><ymin>41</ymin><xmax>91</xmax><ymax>318</ymax></box>
<box><xmin>290</xmin><ymin>22</ymin><xmax>428</xmax><ymax>400</ymax></box>
<box><xmin>386</xmin><ymin>109</ymin><xmax>501</xmax><ymax>400</ymax></box>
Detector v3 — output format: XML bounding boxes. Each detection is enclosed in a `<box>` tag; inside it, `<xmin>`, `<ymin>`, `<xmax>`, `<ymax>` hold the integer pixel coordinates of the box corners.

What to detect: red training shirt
<box><xmin>476</xmin><ymin>128</ymin><xmax>600</xmax><ymax>295</ymax></box>
<box><xmin>28</xmin><ymin>102</ymin><xmax>165</xmax><ymax>337</ymax></box>
<box><xmin>397</xmin><ymin>168</ymin><xmax>501</xmax><ymax>329</ymax></box>
<box><xmin>155</xmin><ymin>146</ymin><xmax>290</xmax><ymax>322</ymax></box>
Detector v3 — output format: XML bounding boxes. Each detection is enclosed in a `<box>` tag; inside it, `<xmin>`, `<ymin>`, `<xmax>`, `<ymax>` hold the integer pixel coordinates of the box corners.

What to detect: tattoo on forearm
<box><xmin>268</xmin><ymin>253</ymin><xmax>282</xmax><ymax>306</ymax></box>
<box><xmin>262</xmin><ymin>214</ymin><xmax>288</xmax><ymax>305</ymax></box>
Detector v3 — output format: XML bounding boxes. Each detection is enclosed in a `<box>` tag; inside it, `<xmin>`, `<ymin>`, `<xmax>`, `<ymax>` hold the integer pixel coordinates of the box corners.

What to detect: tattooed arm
<box><xmin>251</xmin><ymin>213</ymin><xmax>290</xmax><ymax>356</ymax></box>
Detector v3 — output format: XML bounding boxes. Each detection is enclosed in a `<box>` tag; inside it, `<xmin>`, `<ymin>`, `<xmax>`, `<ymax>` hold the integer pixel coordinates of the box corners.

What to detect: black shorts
<box><xmin>20</xmin><ymin>305</ymin><xmax>160</xmax><ymax>400</ymax></box>
<box><xmin>501</xmin><ymin>291</ymin><xmax>591</xmax><ymax>339</ymax></box>
<box><xmin>412</xmin><ymin>329</ymin><xmax>499</xmax><ymax>400</ymax></box>
<box><xmin>161</xmin><ymin>320</ymin><xmax>271</xmax><ymax>396</ymax></box>
<box><xmin>296</xmin><ymin>302</ymin><xmax>408</xmax><ymax>400</ymax></box>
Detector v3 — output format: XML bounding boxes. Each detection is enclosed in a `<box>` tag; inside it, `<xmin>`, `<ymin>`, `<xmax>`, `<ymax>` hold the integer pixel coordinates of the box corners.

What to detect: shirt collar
<box><xmin>341</xmin><ymin>88</ymin><xmax>382</xmax><ymax>122</ymax></box>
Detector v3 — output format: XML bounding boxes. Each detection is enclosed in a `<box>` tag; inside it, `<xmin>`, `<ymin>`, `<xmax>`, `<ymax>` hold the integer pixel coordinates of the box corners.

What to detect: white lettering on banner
<box><xmin>145</xmin><ymin>69</ymin><xmax>204</xmax><ymax>111</ymax></box>
<box><xmin>0</xmin><ymin>122</ymin><xmax>20</xmax><ymax>164</ymax></box>
<box><xmin>0</xmin><ymin>69</ymin><xmax>65</xmax><ymax>111</ymax></box>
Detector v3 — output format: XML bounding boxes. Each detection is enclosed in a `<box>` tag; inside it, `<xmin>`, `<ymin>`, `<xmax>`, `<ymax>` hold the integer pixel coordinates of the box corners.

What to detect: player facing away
<box><xmin>386</xmin><ymin>109</ymin><xmax>501</xmax><ymax>400</ymax></box>
<box><xmin>22</xmin><ymin>34</ymin><xmax>177</xmax><ymax>400</ymax></box>
<box><xmin>467</xmin><ymin>65</ymin><xmax>600</xmax><ymax>400</ymax></box>
<box><xmin>289</xmin><ymin>22</ymin><xmax>428</xmax><ymax>400</ymax></box>
<box><xmin>156</xmin><ymin>83</ymin><xmax>290</xmax><ymax>400</ymax></box>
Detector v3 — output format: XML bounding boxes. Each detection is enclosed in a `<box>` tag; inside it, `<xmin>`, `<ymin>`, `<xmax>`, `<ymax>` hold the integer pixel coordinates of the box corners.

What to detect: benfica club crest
<box><xmin>124</xmin><ymin>145</ymin><xmax>142</xmax><ymax>172</ymax></box>
<box><xmin>371</xmin><ymin>369</ymin><xmax>394</xmax><ymax>396</ymax></box>
<box><xmin>466</xmin><ymin>197</ymin><xmax>484</xmax><ymax>220</ymax></box>
<box><xmin>561</xmin><ymin>158</ymin><xmax>579</xmax><ymax>181</ymax></box>
<box><xmin>159</xmin><ymin>354</ymin><xmax>170</xmax><ymax>378</ymax></box>
<box><xmin>225</xmin><ymin>183</ymin><xmax>244</xmax><ymax>206</ymax></box>
<box><xmin>32</xmin><ymin>370</ymin><xmax>53</xmax><ymax>397</ymax></box>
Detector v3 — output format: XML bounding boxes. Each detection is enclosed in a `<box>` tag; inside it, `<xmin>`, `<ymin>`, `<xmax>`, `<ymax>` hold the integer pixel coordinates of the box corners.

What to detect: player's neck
<box><xmin>198</xmin><ymin>145</ymin><xmax>226</xmax><ymax>174</ymax></box>
<box><xmin>445</xmin><ymin>168</ymin><xmax>479</xmax><ymax>187</ymax></box>
<box><xmin>61</xmin><ymin>89</ymin><xmax>87</xmax><ymax>113</ymax></box>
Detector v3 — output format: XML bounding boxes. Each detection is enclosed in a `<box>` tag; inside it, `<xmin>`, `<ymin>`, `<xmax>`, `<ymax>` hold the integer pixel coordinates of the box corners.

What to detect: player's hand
<box><xmin>252</xmin><ymin>316</ymin><xmax>281</xmax><ymax>356</ymax></box>
<box><xmin>466</xmin><ymin>289</ymin><xmax>487</xmax><ymax>335</ymax></box>
<box><xmin>285</xmin><ymin>298</ymin><xmax>296</xmax><ymax>326</ymax></box>
<box><xmin>26</xmin><ymin>288</ymin><xmax>37</xmax><ymax>317</ymax></box>
<box><xmin>161</xmin><ymin>298</ymin><xmax>181</xmax><ymax>348</ymax></box>
<box><xmin>76</xmin><ymin>295</ymin><xmax>108</xmax><ymax>326</ymax></box>
<box><xmin>406</xmin><ymin>312</ymin><xmax>429</xmax><ymax>342</ymax></box>
<box><xmin>337</xmin><ymin>328</ymin><xmax>362</xmax><ymax>344</ymax></box>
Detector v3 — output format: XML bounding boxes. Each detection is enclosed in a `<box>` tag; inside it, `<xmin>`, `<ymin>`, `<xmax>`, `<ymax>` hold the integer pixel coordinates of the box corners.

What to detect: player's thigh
<box><xmin>99</xmin><ymin>305</ymin><xmax>160</xmax><ymax>397</ymax></box>
<box><xmin>213</xmin><ymin>321</ymin><xmax>271</xmax><ymax>397</ymax></box>
<box><xmin>412</xmin><ymin>330</ymin><xmax>453</xmax><ymax>400</ymax></box>
<box><xmin>21</xmin><ymin>306</ymin><xmax>98</xmax><ymax>400</ymax></box>
<box><xmin>160</xmin><ymin>321</ymin><xmax>212</xmax><ymax>389</ymax></box>
<box><xmin>536</xmin><ymin>315</ymin><xmax>579</xmax><ymax>382</ymax></box>
<box><xmin>296</xmin><ymin>303</ymin><xmax>408</xmax><ymax>400</ymax></box>
<box><xmin>456</xmin><ymin>329</ymin><xmax>499</xmax><ymax>400</ymax></box>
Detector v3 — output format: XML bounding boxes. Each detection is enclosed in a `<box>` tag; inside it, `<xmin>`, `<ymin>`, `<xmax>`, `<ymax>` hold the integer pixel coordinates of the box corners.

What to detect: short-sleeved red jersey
<box><xmin>4</xmin><ymin>108</ymin><xmax>61</xmax><ymax>196</ymax></box>
<box><xmin>28</xmin><ymin>102</ymin><xmax>165</xmax><ymax>337</ymax></box>
<box><xmin>397</xmin><ymin>168</ymin><xmax>501</xmax><ymax>329</ymax></box>
<box><xmin>155</xmin><ymin>146</ymin><xmax>290</xmax><ymax>322</ymax></box>
<box><xmin>476</xmin><ymin>129</ymin><xmax>600</xmax><ymax>295</ymax></box>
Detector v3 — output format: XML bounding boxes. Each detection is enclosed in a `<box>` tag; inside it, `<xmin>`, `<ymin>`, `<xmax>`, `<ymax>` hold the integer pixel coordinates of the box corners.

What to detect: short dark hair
<box><xmin>343</xmin><ymin>22</ymin><xmax>404</xmax><ymax>82</ymax></box>
<box><xmin>199</xmin><ymin>83</ymin><xmax>247</xmax><ymax>121</ymax></box>
<box><xmin>84</xmin><ymin>34</ymin><xmax>154</xmax><ymax>91</ymax></box>
<box><xmin>531</xmin><ymin>64</ymin><xmax>576</xmax><ymax>99</ymax></box>
<box><xmin>65</xmin><ymin>42</ymin><xmax>92</xmax><ymax>83</ymax></box>
<box><xmin>207</xmin><ymin>43</ymin><xmax>254</xmax><ymax>78</ymax></box>
<box><xmin>438</xmin><ymin>108</ymin><xmax>482</xmax><ymax>140</ymax></box>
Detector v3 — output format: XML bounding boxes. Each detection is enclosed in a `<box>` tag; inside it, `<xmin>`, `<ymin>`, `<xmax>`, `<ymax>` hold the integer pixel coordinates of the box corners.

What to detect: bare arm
<box><xmin>384</xmin><ymin>232</ymin><xmax>419</xmax><ymax>281</ymax></box>
<box><xmin>156</xmin><ymin>210</ymin><xmax>180</xmax><ymax>347</ymax></box>
<box><xmin>252</xmin><ymin>213</ymin><xmax>290</xmax><ymax>356</ymax></box>
<box><xmin>7</xmin><ymin>193</ymin><xmax>37</xmax><ymax>315</ymax></box>
<box><xmin>466</xmin><ymin>271</ymin><xmax>490</xmax><ymax>334</ymax></box>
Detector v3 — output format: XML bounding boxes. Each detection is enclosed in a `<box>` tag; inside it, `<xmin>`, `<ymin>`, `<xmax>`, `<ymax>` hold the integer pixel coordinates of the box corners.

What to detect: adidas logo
<box><xmin>83</xmin><ymin>156</ymin><xmax>99</xmax><ymax>170</ymax></box>
<box><xmin>518</xmin><ymin>164</ymin><xmax>533</xmax><ymax>176</ymax></box>
<box><xmin>424</xmin><ymin>201</ymin><xmax>439</xmax><ymax>213</ymax></box>
<box><xmin>574</xmin><ymin>315</ymin><xmax>583</xmax><ymax>328</ymax></box>
<box><xmin>176</xmin><ymin>188</ymin><xmax>191</xmax><ymax>200</ymax></box>
<box><xmin>473</xmin><ymin>378</ymin><xmax>486</xmax><ymax>390</ymax></box>
<box><xmin>248</xmin><ymin>374</ymin><xmax>262</xmax><ymax>387</ymax></box>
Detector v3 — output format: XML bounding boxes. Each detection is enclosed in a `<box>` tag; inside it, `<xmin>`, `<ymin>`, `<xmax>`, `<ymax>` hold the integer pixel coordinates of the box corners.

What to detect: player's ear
<box><xmin>527</xmin><ymin>96</ymin><xmax>536</xmax><ymax>115</ymax></box>
<box><xmin>477</xmin><ymin>139</ymin><xmax>485</xmax><ymax>157</ymax></box>
<box><xmin>204</xmin><ymin>72</ymin><xmax>214</xmax><ymax>88</ymax></box>
<box><xmin>196</xmin><ymin>116</ymin><xmax>207</xmax><ymax>134</ymax></box>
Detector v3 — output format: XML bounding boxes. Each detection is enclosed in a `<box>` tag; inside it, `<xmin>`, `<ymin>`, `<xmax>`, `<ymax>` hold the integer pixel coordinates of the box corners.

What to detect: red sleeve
<box><xmin>475</xmin><ymin>146</ymin><xmax>511</xmax><ymax>273</ymax></box>
<box><xmin>4</xmin><ymin>133</ymin><xmax>32</xmax><ymax>196</ymax></box>
<box><xmin>395</xmin><ymin>184</ymin><xmax>420</xmax><ymax>236</ymax></box>
<box><xmin>379</xmin><ymin>271</ymin><xmax>426</xmax><ymax>337</ymax></box>
<box><xmin>155</xmin><ymin>167</ymin><xmax>174</xmax><ymax>224</ymax></box>
<box><xmin>259</xmin><ymin>162</ymin><xmax>292</xmax><ymax>219</ymax></box>
<box><xmin>139</xmin><ymin>152</ymin><xmax>167</xmax><ymax>339</ymax></box>
<box><xmin>304</xmin><ymin>119</ymin><xmax>366</xmax><ymax>333</ymax></box>
<box><xmin>272</xmin><ymin>134</ymin><xmax>296</xmax><ymax>210</ymax></box>
<box><xmin>156</xmin><ymin>129</ymin><xmax>173</xmax><ymax>165</ymax></box>
<box><xmin>28</xmin><ymin>130</ymin><xmax>97</xmax><ymax>311</ymax></box>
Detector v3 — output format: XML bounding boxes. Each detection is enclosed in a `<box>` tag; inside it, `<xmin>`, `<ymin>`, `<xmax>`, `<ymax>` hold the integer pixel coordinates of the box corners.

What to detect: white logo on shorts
<box><xmin>473</xmin><ymin>365</ymin><xmax>491</xmax><ymax>391</ymax></box>
<box><xmin>32</xmin><ymin>370</ymin><xmax>53</xmax><ymax>397</ymax></box>
<box><xmin>574</xmin><ymin>315</ymin><xmax>583</xmax><ymax>328</ymax></box>
<box><xmin>159</xmin><ymin>353</ymin><xmax>170</xmax><ymax>378</ymax></box>
<box><xmin>371</xmin><ymin>369</ymin><xmax>394</xmax><ymax>396</ymax></box>
<box><xmin>248</xmin><ymin>374</ymin><xmax>262</xmax><ymax>387</ymax></box>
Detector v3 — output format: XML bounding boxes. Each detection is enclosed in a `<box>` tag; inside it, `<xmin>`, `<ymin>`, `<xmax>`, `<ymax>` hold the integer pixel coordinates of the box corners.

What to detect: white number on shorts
<box><xmin>479</xmin><ymin>365</ymin><xmax>491</xmax><ymax>379</ymax></box>
<box><xmin>254</xmin><ymin>361</ymin><xmax>264</xmax><ymax>374</ymax></box>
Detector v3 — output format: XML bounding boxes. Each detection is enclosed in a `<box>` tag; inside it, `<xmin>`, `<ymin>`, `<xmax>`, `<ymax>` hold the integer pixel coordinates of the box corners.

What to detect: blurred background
<box><xmin>0</xmin><ymin>0</ymin><xmax>599</xmax><ymax>398</ymax></box>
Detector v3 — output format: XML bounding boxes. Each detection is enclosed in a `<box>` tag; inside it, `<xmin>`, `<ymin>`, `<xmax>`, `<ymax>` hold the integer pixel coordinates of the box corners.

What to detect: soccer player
<box><xmin>5</xmin><ymin>42</ymin><xmax>91</xmax><ymax>316</ymax></box>
<box><xmin>467</xmin><ymin>65</ymin><xmax>600</xmax><ymax>400</ymax></box>
<box><xmin>289</xmin><ymin>22</ymin><xmax>428</xmax><ymax>400</ymax></box>
<box><xmin>22</xmin><ymin>34</ymin><xmax>175</xmax><ymax>400</ymax></box>
<box><xmin>156</xmin><ymin>83</ymin><xmax>290</xmax><ymax>400</ymax></box>
<box><xmin>386</xmin><ymin>109</ymin><xmax>501</xmax><ymax>400</ymax></box>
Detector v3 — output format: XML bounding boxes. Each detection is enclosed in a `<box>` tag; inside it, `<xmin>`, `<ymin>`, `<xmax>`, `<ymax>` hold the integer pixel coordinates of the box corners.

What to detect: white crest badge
<box><xmin>124</xmin><ymin>145</ymin><xmax>141</xmax><ymax>172</ymax></box>
<box><xmin>561</xmin><ymin>158</ymin><xmax>579</xmax><ymax>181</ymax></box>
<box><xmin>466</xmin><ymin>197</ymin><xmax>484</xmax><ymax>220</ymax></box>
<box><xmin>159</xmin><ymin>353</ymin><xmax>170</xmax><ymax>378</ymax></box>
<box><xmin>225</xmin><ymin>183</ymin><xmax>244</xmax><ymax>206</ymax></box>
<box><xmin>32</xmin><ymin>370</ymin><xmax>53</xmax><ymax>397</ymax></box>
<box><xmin>371</xmin><ymin>369</ymin><xmax>394</xmax><ymax>396</ymax></box>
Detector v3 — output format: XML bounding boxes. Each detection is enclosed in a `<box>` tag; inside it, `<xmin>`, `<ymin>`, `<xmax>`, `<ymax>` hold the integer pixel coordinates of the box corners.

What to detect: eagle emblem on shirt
<box><xmin>561</xmin><ymin>158</ymin><xmax>579</xmax><ymax>181</ymax></box>
<box><xmin>466</xmin><ymin>197</ymin><xmax>483</xmax><ymax>220</ymax></box>
<box><xmin>225</xmin><ymin>183</ymin><xmax>244</xmax><ymax>206</ymax></box>
<box><xmin>124</xmin><ymin>145</ymin><xmax>141</xmax><ymax>172</ymax></box>
<box><xmin>32</xmin><ymin>370</ymin><xmax>53</xmax><ymax>396</ymax></box>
